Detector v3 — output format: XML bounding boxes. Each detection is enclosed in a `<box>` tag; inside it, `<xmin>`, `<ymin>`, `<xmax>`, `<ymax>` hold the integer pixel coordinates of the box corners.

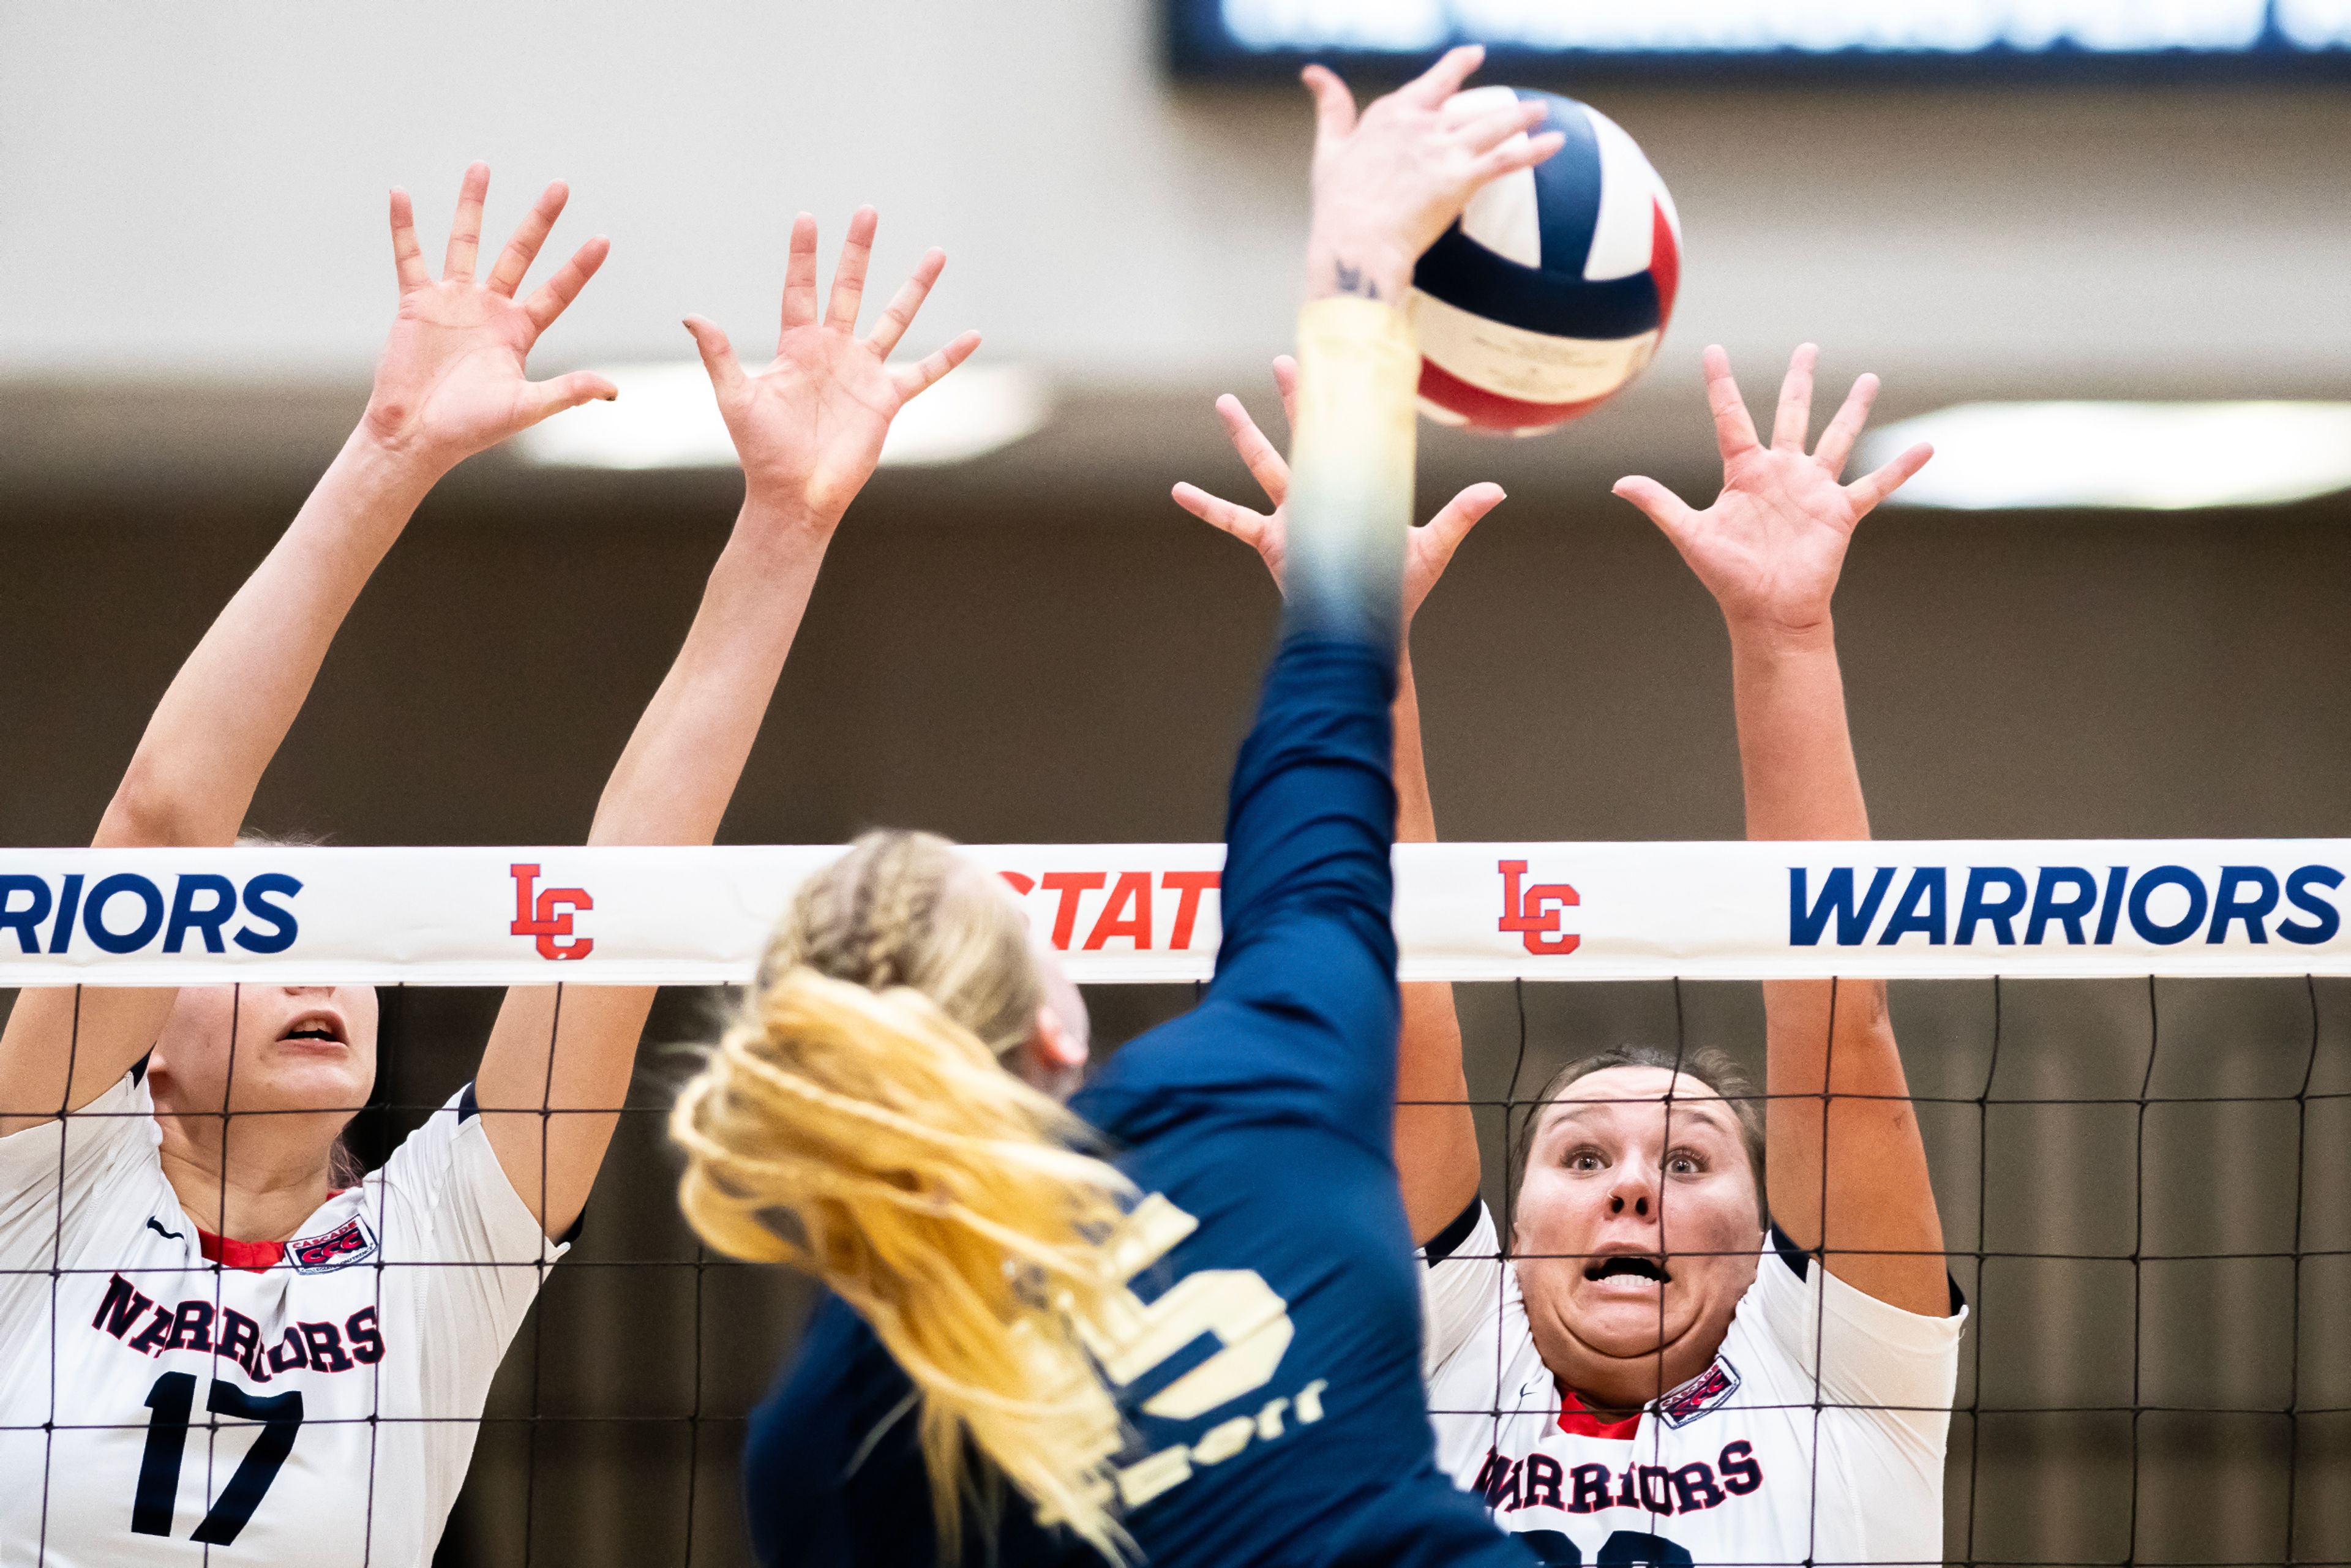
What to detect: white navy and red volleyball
<box><xmin>1410</xmin><ymin>88</ymin><xmax>1682</xmax><ymax>435</ymax></box>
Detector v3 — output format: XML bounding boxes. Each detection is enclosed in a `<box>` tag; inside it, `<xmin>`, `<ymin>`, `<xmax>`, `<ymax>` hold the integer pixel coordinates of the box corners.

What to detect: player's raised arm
<box><xmin>1173</xmin><ymin>355</ymin><xmax>1502</xmax><ymax>1240</ymax></box>
<box><xmin>0</xmin><ymin>164</ymin><xmax>614</xmax><ymax>1135</ymax></box>
<box><xmin>473</xmin><ymin>209</ymin><xmax>977</xmax><ymax>1237</ymax></box>
<box><xmin>1611</xmin><ymin>343</ymin><xmax>1946</xmax><ymax>1315</ymax></box>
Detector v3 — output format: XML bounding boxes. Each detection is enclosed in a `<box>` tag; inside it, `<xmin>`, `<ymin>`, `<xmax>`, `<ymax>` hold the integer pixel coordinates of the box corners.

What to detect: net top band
<box><xmin>0</xmin><ymin>841</ymin><xmax>2344</xmax><ymax>986</ymax></box>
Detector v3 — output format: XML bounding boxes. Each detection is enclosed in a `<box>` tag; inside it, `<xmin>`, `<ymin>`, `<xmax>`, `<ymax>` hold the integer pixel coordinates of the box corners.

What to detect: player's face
<box><xmin>146</xmin><ymin>984</ymin><xmax>380</xmax><ymax>1144</ymax></box>
<box><xmin>1510</xmin><ymin>1067</ymin><xmax>1762</xmax><ymax>1405</ymax></box>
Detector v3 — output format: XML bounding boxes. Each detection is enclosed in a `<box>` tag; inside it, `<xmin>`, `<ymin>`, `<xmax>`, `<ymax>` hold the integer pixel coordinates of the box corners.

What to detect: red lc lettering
<box><xmin>1498</xmin><ymin>860</ymin><xmax>1580</xmax><ymax>956</ymax></box>
<box><xmin>509</xmin><ymin>863</ymin><xmax>594</xmax><ymax>960</ymax></box>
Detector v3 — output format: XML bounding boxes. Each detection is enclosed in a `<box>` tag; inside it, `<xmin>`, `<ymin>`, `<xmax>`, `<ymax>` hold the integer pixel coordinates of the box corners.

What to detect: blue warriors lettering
<box><xmin>0</xmin><ymin>872</ymin><xmax>301</xmax><ymax>956</ymax></box>
<box><xmin>1788</xmin><ymin>863</ymin><xmax>2344</xmax><ymax>950</ymax></box>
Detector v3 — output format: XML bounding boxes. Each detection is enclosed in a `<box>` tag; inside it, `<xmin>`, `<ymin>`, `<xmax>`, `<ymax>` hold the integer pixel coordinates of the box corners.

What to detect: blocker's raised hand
<box><xmin>1173</xmin><ymin>355</ymin><xmax>1505</xmax><ymax>626</ymax></box>
<box><xmin>1613</xmin><ymin>344</ymin><xmax>1932</xmax><ymax>637</ymax></box>
<box><xmin>684</xmin><ymin>208</ymin><xmax>980</xmax><ymax>525</ymax></box>
<box><xmin>366</xmin><ymin>162</ymin><xmax>617</xmax><ymax>473</ymax></box>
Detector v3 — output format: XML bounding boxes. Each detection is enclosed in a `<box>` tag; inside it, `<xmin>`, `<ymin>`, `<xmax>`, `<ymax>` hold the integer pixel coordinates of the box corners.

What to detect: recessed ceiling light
<box><xmin>515</xmin><ymin>361</ymin><xmax>1051</xmax><ymax>471</ymax></box>
<box><xmin>1859</xmin><ymin>401</ymin><xmax>2351</xmax><ymax>511</ymax></box>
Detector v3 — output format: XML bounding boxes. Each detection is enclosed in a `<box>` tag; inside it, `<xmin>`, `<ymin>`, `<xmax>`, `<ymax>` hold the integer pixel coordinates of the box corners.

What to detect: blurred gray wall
<box><xmin>5</xmin><ymin>1</ymin><xmax>2351</xmax><ymax>400</ymax></box>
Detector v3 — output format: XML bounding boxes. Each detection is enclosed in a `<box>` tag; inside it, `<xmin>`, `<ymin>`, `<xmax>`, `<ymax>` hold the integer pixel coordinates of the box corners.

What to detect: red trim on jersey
<box><xmin>1556</xmin><ymin>1386</ymin><xmax>1643</xmax><ymax>1440</ymax></box>
<box><xmin>197</xmin><ymin>1229</ymin><xmax>284</xmax><ymax>1273</ymax></box>
<box><xmin>192</xmin><ymin>1190</ymin><xmax>347</xmax><ymax>1274</ymax></box>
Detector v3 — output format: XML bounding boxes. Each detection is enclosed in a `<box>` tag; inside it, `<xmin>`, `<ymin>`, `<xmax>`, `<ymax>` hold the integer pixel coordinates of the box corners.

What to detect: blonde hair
<box><xmin>669</xmin><ymin>832</ymin><xmax>1133</xmax><ymax>1562</ymax></box>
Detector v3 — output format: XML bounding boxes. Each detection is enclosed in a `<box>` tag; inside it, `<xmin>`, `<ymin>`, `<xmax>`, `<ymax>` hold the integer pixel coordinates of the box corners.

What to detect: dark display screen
<box><xmin>1168</xmin><ymin>1</ymin><xmax>2351</xmax><ymax>79</ymax></box>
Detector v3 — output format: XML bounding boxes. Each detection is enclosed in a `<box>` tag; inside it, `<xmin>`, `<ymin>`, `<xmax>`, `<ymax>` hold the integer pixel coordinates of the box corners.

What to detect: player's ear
<box><xmin>1009</xmin><ymin>1006</ymin><xmax>1088</xmax><ymax>1101</ymax></box>
<box><xmin>1032</xmin><ymin>1003</ymin><xmax>1088</xmax><ymax>1071</ymax></box>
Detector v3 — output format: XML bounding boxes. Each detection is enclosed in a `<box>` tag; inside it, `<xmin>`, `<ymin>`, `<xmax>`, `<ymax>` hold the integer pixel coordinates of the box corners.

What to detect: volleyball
<box><xmin>1410</xmin><ymin>88</ymin><xmax>1682</xmax><ymax>434</ymax></box>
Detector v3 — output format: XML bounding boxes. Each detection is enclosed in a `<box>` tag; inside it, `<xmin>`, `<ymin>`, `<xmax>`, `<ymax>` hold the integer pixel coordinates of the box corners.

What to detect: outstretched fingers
<box><xmin>442</xmin><ymin>161</ymin><xmax>491</xmax><ymax>283</ymax></box>
<box><xmin>1453</xmin><ymin>97</ymin><xmax>1547</xmax><ymax>158</ymax></box>
<box><xmin>1612</xmin><ymin>475</ymin><xmax>1703</xmax><ymax>550</ymax></box>
<box><xmin>866</xmin><ymin>247</ymin><xmax>945</xmax><ymax>359</ymax></box>
<box><xmin>1398</xmin><ymin>42</ymin><xmax>1486</xmax><ymax>107</ymax></box>
<box><xmin>683</xmin><ymin>315</ymin><xmax>748</xmax><ymax>400</ymax></box>
<box><xmin>1812</xmin><ymin>372</ymin><xmax>1882</xmax><ymax>478</ymax></box>
<box><xmin>825</xmin><ymin>206</ymin><xmax>879</xmax><ymax>332</ymax></box>
<box><xmin>1300</xmin><ymin>64</ymin><xmax>1357</xmax><ymax>143</ymax></box>
<box><xmin>1844</xmin><ymin>441</ymin><xmax>1933</xmax><ymax>515</ymax></box>
<box><xmin>1771</xmin><ymin>342</ymin><xmax>1818</xmax><ymax>452</ymax></box>
<box><xmin>779</xmin><ymin>213</ymin><xmax>820</xmax><ymax>336</ymax></box>
<box><xmin>1701</xmin><ymin>345</ymin><xmax>1761</xmax><ymax>463</ymax></box>
<box><xmin>388</xmin><ymin>189</ymin><xmax>430</xmax><ymax>291</ymax></box>
<box><xmin>1474</xmin><ymin>128</ymin><xmax>1566</xmax><ymax>182</ymax></box>
<box><xmin>519</xmin><ymin>370</ymin><xmax>620</xmax><ymax>428</ymax></box>
<box><xmin>1419</xmin><ymin>481</ymin><xmax>1506</xmax><ymax>568</ymax></box>
<box><xmin>888</xmin><ymin>329</ymin><xmax>980</xmax><ymax>402</ymax></box>
<box><xmin>1215</xmin><ymin>394</ymin><xmax>1289</xmax><ymax>506</ymax></box>
<box><xmin>487</xmin><ymin>179</ymin><xmax>569</xmax><ymax>299</ymax></box>
<box><xmin>1171</xmin><ymin>481</ymin><xmax>1267</xmax><ymax>547</ymax></box>
<box><xmin>520</xmin><ymin>235</ymin><xmax>610</xmax><ymax>337</ymax></box>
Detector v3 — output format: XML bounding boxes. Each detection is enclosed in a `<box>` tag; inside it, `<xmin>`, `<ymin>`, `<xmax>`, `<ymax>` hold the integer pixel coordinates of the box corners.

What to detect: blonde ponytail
<box><xmin>669</xmin><ymin>833</ymin><xmax>1134</xmax><ymax>1562</ymax></box>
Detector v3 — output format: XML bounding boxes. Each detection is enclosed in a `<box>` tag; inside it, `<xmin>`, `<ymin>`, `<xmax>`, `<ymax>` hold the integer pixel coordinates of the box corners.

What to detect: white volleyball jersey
<box><xmin>0</xmin><ymin>1068</ymin><xmax>564</xmax><ymax>1567</ymax></box>
<box><xmin>1421</xmin><ymin>1203</ymin><xmax>1963</xmax><ymax>1568</ymax></box>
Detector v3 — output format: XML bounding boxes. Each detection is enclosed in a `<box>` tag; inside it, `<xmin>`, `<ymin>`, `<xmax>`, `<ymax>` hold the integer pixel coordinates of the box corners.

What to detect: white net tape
<box><xmin>0</xmin><ymin>841</ymin><xmax>2344</xmax><ymax>986</ymax></box>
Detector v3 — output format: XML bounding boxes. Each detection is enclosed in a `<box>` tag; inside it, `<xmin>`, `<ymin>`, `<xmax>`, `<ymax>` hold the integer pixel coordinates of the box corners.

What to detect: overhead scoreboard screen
<box><xmin>1168</xmin><ymin>1</ymin><xmax>2351</xmax><ymax>77</ymax></box>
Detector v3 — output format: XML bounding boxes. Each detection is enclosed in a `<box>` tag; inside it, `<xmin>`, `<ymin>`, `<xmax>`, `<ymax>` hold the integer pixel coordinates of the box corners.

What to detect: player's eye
<box><xmin>1663</xmin><ymin>1149</ymin><xmax>1705</xmax><ymax>1176</ymax></box>
<box><xmin>1562</xmin><ymin>1146</ymin><xmax>1606</xmax><ymax>1172</ymax></box>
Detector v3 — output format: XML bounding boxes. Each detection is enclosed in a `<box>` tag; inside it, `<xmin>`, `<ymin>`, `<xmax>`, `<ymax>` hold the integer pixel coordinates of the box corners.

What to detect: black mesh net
<box><xmin>5</xmin><ymin>972</ymin><xmax>2345</xmax><ymax>1566</ymax></box>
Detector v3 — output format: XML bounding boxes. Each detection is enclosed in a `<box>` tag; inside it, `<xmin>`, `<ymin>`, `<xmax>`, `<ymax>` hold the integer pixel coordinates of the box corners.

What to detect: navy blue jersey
<box><xmin>743</xmin><ymin>634</ymin><xmax>1526</xmax><ymax>1568</ymax></box>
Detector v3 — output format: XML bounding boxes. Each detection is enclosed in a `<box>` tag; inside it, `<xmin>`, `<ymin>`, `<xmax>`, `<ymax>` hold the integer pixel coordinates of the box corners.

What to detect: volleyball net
<box><xmin>2</xmin><ymin>840</ymin><xmax>2345</xmax><ymax>1566</ymax></box>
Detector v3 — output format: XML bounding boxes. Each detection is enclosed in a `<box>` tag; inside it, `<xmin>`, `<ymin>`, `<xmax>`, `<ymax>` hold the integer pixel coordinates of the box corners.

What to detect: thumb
<box><xmin>1419</xmin><ymin>481</ymin><xmax>1505</xmax><ymax>569</ymax></box>
<box><xmin>1301</xmin><ymin>64</ymin><xmax>1357</xmax><ymax>146</ymax></box>
<box><xmin>682</xmin><ymin>314</ymin><xmax>746</xmax><ymax>400</ymax></box>
<box><xmin>1611</xmin><ymin>475</ymin><xmax>1700</xmax><ymax>546</ymax></box>
<box><xmin>519</xmin><ymin>370</ymin><xmax>618</xmax><ymax>428</ymax></box>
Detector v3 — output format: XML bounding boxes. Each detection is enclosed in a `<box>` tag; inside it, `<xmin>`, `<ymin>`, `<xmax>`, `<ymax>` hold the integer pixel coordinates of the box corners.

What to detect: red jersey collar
<box><xmin>1556</xmin><ymin>1359</ymin><xmax>1730</xmax><ymax>1439</ymax></box>
<box><xmin>1555</xmin><ymin>1385</ymin><xmax>1643</xmax><ymax>1440</ymax></box>
<box><xmin>190</xmin><ymin>1190</ymin><xmax>347</xmax><ymax>1274</ymax></box>
<box><xmin>197</xmin><ymin>1229</ymin><xmax>284</xmax><ymax>1273</ymax></box>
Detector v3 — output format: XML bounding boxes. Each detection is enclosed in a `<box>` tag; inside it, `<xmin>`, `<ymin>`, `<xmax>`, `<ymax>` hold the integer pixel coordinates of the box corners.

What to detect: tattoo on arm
<box><xmin>1333</xmin><ymin>260</ymin><xmax>1382</xmax><ymax>301</ymax></box>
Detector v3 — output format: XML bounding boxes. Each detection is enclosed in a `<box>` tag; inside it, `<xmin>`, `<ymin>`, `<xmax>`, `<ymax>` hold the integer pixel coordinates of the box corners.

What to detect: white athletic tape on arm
<box><xmin>0</xmin><ymin>842</ymin><xmax>2344</xmax><ymax>986</ymax></box>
